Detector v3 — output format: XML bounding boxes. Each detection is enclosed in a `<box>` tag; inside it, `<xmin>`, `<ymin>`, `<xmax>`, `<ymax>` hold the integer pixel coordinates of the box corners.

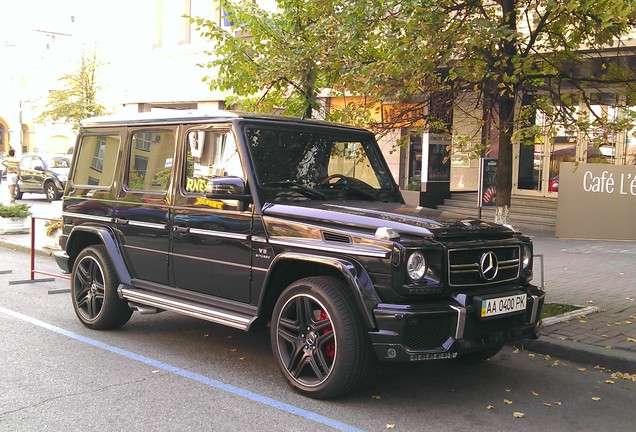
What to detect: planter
<box><xmin>0</xmin><ymin>216</ymin><xmax>30</xmax><ymax>235</ymax></box>
<box><xmin>401</xmin><ymin>189</ymin><xmax>421</xmax><ymax>207</ymax></box>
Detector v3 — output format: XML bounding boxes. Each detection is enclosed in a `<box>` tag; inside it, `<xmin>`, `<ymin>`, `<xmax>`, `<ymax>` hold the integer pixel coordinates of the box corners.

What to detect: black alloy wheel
<box><xmin>271</xmin><ymin>276</ymin><xmax>371</xmax><ymax>399</ymax></box>
<box><xmin>71</xmin><ymin>245</ymin><xmax>132</xmax><ymax>329</ymax></box>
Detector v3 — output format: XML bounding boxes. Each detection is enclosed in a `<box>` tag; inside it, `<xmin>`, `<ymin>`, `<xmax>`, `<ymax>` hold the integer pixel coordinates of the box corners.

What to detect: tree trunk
<box><xmin>495</xmin><ymin>94</ymin><xmax>515</xmax><ymax>225</ymax></box>
<box><xmin>494</xmin><ymin>0</ymin><xmax>518</xmax><ymax>226</ymax></box>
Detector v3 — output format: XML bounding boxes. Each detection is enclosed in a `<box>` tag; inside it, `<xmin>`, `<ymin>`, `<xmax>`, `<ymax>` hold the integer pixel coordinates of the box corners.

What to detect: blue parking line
<box><xmin>0</xmin><ymin>306</ymin><xmax>362</xmax><ymax>432</ymax></box>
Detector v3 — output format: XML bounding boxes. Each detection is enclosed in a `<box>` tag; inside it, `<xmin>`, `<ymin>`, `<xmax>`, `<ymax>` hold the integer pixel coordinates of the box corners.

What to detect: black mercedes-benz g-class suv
<box><xmin>56</xmin><ymin>110</ymin><xmax>544</xmax><ymax>399</ymax></box>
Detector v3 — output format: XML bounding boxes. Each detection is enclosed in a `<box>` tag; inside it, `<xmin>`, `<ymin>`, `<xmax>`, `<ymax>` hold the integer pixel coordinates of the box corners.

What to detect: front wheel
<box><xmin>271</xmin><ymin>276</ymin><xmax>371</xmax><ymax>399</ymax></box>
<box><xmin>45</xmin><ymin>181</ymin><xmax>61</xmax><ymax>201</ymax></box>
<box><xmin>71</xmin><ymin>245</ymin><xmax>132</xmax><ymax>329</ymax></box>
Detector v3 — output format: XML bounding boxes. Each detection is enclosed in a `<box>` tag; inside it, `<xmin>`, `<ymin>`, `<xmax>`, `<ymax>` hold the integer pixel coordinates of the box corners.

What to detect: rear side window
<box><xmin>72</xmin><ymin>134</ymin><xmax>120</xmax><ymax>187</ymax></box>
<box><xmin>127</xmin><ymin>131</ymin><xmax>176</xmax><ymax>192</ymax></box>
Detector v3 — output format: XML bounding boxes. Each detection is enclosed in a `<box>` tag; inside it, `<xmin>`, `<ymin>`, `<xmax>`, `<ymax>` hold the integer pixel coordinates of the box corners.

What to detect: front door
<box><xmin>169</xmin><ymin>126</ymin><xmax>252</xmax><ymax>303</ymax></box>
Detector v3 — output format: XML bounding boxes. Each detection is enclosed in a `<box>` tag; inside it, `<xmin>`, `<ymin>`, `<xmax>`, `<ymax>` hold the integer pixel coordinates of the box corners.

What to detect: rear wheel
<box><xmin>13</xmin><ymin>186</ymin><xmax>23</xmax><ymax>200</ymax></box>
<box><xmin>271</xmin><ymin>276</ymin><xmax>371</xmax><ymax>399</ymax></box>
<box><xmin>71</xmin><ymin>245</ymin><xmax>132</xmax><ymax>329</ymax></box>
<box><xmin>44</xmin><ymin>181</ymin><xmax>60</xmax><ymax>201</ymax></box>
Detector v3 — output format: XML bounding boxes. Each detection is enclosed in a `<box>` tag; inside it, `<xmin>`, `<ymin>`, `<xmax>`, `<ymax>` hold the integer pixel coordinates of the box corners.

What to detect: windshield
<box><xmin>45</xmin><ymin>155</ymin><xmax>71</xmax><ymax>168</ymax></box>
<box><xmin>245</xmin><ymin>124</ymin><xmax>401</xmax><ymax>203</ymax></box>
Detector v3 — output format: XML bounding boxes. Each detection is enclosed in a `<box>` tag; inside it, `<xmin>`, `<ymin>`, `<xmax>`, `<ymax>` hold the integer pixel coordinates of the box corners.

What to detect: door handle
<box><xmin>113</xmin><ymin>218</ymin><xmax>129</xmax><ymax>225</ymax></box>
<box><xmin>172</xmin><ymin>226</ymin><xmax>190</xmax><ymax>234</ymax></box>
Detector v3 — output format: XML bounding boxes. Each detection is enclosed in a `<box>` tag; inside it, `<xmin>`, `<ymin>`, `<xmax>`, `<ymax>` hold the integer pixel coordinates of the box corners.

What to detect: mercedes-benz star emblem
<box><xmin>479</xmin><ymin>251</ymin><xmax>499</xmax><ymax>281</ymax></box>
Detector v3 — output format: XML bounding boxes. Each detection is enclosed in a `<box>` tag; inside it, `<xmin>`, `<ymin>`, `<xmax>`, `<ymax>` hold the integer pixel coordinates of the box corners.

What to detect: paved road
<box><xmin>1</xmin><ymin>248</ymin><xmax>635</xmax><ymax>431</ymax></box>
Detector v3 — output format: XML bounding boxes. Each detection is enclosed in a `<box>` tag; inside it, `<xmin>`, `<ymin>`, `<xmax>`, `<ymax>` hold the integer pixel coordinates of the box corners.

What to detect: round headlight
<box><xmin>522</xmin><ymin>245</ymin><xmax>532</xmax><ymax>269</ymax></box>
<box><xmin>407</xmin><ymin>251</ymin><xmax>427</xmax><ymax>281</ymax></box>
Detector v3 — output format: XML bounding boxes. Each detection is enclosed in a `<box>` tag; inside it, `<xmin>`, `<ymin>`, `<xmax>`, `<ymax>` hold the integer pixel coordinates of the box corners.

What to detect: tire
<box><xmin>455</xmin><ymin>345</ymin><xmax>503</xmax><ymax>365</ymax></box>
<box><xmin>71</xmin><ymin>245</ymin><xmax>132</xmax><ymax>330</ymax></box>
<box><xmin>271</xmin><ymin>276</ymin><xmax>371</xmax><ymax>399</ymax></box>
<box><xmin>45</xmin><ymin>181</ymin><xmax>60</xmax><ymax>201</ymax></box>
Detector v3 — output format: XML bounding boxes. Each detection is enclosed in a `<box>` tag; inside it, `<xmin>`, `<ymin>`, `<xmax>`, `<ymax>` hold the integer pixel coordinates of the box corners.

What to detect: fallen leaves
<box><xmin>611</xmin><ymin>371</ymin><xmax>636</xmax><ymax>382</ymax></box>
<box><xmin>503</xmin><ymin>399</ymin><xmax>513</xmax><ymax>405</ymax></box>
<box><xmin>385</xmin><ymin>424</ymin><xmax>395</xmax><ymax>429</ymax></box>
<box><xmin>592</xmin><ymin>397</ymin><xmax>601</xmax><ymax>401</ymax></box>
<box><xmin>513</xmin><ymin>412</ymin><xmax>525</xmax><ymax>418</ymax></box>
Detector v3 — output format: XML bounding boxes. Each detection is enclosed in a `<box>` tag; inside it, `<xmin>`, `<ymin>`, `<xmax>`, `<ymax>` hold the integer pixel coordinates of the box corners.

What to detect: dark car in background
<box><xmin>16</xmin><ymin>153</ymin><xmax>71</xmax><ymax>201</ymax></box>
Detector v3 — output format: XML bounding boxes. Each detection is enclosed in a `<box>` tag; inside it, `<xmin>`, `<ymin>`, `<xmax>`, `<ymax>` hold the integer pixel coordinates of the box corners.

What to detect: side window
<box><xmin>184</xmin><ymin>129</ymin><xmax>243</xmax><ymax>194</ymax></box>
<box><xmin>127</xmin><ymin>131</ymin><xmax>176</xmax><ymax>192</ymax></box>
<box><xmin>19</xmin><ymin>156</ymin><xmax>32</xmax><ymax>170</ymax></box>
<box><xmin>72</xmin><ymin>134</ymin><xmax>120</xmax><ymax>187</ymax></box>
<box><xmin>32</xmin><ymin>157</ymin><xmax>44</xmax><ymax>170</ymax></box>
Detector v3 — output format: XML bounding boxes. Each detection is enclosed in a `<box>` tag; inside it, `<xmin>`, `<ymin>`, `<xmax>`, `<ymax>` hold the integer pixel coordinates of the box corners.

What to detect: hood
<box><xmin>262</xmin><ymin>201</ymin><xmax>515</xmax><ymax>240</ymax></box>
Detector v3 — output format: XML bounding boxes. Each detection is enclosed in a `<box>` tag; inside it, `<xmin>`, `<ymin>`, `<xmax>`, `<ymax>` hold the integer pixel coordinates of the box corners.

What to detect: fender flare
<box><xmin>66</xmin><ymin>224</ymin><xmax>133</xmax><ymax>286</ymax></box>
<box><xmin>261</xmin><ymin>252</ymin><xmax>381</xmax><ymax>328</ymax></box>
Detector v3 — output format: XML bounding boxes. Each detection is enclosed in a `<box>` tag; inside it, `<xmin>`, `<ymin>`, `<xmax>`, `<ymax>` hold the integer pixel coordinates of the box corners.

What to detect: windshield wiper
<box><xmin>262</xmin><ymin>180</ymin><xmax>327</xmax><ymax>199</ymax></box>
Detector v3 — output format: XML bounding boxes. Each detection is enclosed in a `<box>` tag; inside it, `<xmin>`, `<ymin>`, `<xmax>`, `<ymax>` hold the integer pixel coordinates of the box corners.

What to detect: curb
<box><xmin>0</xmin><ymin>238</ymin><xmax>54</xmax><ymax>258</ymax></box>
<box><xmin>519</xmin><ymin>306</ymin><xmax>636</xmax><ymax>372</ymax></box>
<box><xmin>541</xmin><ymin>305</ymin><xmax>599</xmax><ymax>327</ymax></box>
<box><xmin>521</xmin><ymin>336</ymin><xmax>636</xmax><ymax>373</ymax></box>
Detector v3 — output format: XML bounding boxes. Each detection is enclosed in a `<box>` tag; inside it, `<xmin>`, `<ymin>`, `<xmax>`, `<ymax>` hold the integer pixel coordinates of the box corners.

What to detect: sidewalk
<box><xmin>0</xmin><ymin>205</ymin><xmax>634</xmax><ymax>373</ymax></box>
<box><xmin>519</xmin><ymin>224</ymin><xmax>636</xmax><ymax>373</ymax></box>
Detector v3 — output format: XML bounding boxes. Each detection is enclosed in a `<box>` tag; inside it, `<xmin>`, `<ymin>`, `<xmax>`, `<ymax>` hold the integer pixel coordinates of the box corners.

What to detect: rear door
<box><xmin>114</xmin><ymin>128</ymin><xmax>177</xmax><ymax>286</ymax></box>
<box><xmin>169</xmin><ymin>125</ymin><xmax>252</xmax><ymax>303</ymax></box>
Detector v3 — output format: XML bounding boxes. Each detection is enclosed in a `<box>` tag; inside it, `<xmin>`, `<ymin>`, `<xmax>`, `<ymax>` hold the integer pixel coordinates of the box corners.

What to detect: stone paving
<box><xmin>520</xmin><ymin>225</ymin><xmax>636</xmax><ymax>372</ymax></box>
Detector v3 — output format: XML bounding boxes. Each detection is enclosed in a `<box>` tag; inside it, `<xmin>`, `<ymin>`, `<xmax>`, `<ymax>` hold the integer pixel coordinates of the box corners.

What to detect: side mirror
<box><xmin>34</xmin><ymin>166</ymin><xmax>44</xmax><ymax>171</ymax></box>
<box><xmin>205</xmin><ymin>176</ymin><xmax>246</xmax><ymax>196</ymax></box>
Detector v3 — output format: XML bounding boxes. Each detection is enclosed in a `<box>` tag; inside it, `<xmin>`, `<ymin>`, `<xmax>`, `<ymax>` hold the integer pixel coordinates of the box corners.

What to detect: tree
<box><xmin>192</xmin><ymin>0</ymin><xmax>364</xmax><ymax>121</ymax></box>
<box><xmin>342</xmin><ymin>0</ymin><xmax>636</xmax><ymax>223</ymax></box>
<box><xmin>196</xmin><ymin>0</ymin><xmax>636</xmax><ymax>224</ymax></box>
<box><xmin>37</xmin><ymin>52</ymin><xmax>108</xmax><ymax>130</ymax></box>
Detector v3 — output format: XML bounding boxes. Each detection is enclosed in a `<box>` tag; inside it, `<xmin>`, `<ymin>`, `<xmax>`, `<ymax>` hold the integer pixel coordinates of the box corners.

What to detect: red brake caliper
<box><xmin>319</xmin><ymin>310</ymin><xmax>335</xmax><ymax>360</ymax></box>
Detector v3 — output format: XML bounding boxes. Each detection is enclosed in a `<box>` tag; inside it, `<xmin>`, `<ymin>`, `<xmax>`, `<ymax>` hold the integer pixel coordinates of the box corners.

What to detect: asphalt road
<box><xmin>0</xmin><ymin>241</ymin><xmax>634</xmax><ymax>432</ymax></box>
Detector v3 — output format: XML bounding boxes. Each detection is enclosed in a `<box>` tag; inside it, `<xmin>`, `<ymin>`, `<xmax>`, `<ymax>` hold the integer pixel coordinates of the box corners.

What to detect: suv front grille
<box><xmin>448</xmin><ymin>245</ymin><xmax>520</xmax><ymax>287</ymax></box>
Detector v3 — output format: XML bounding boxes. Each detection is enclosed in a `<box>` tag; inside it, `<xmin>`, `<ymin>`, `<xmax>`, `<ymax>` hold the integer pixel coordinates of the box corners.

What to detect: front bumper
<box><xmin>368</xmin><ymin>285</ymin><xmax>545</xmax><ymax>362</ymax></box>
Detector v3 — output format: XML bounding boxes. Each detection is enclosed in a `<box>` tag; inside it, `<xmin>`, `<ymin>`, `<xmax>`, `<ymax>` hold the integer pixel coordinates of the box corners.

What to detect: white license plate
<box><xmin>481</xmin><ymin>294</ymin><xmax>527</xmax><ymax>318</ymax></box>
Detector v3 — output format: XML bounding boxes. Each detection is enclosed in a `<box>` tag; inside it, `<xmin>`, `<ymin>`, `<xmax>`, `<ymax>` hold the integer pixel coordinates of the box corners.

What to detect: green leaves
<box><xmin>36</xmin><ymin>52</ymin><xmax>108</xmax><ymax>130</ymax></box>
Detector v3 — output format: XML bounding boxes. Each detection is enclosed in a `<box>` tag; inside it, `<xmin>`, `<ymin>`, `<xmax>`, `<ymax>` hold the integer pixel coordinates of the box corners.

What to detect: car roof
<box><xmin>78</xmin><ymin>109</ymin><xmax>368</xmax><ymax>132</ymax></box>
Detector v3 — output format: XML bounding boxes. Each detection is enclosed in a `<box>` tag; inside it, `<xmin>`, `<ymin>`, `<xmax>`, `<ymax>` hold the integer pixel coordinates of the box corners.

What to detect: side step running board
<box><xmin>119</xmin><ymin>286</ymin><xmax>256</xmax><ymax>331</ymax></box>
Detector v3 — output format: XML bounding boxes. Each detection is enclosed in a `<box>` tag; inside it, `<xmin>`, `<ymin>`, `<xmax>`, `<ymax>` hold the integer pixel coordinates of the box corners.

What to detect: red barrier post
<box><xmin>9</xmin><ymin>216</ymin><xmax>70</xmax><ymax>292</ymax></box>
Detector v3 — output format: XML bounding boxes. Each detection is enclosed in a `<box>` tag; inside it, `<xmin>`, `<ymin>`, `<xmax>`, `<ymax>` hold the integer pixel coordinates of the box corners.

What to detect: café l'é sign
<box><xmin>556</xmin><ymin>162</ymin><xmax>636</xmax><ymax>241</ymax></box>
